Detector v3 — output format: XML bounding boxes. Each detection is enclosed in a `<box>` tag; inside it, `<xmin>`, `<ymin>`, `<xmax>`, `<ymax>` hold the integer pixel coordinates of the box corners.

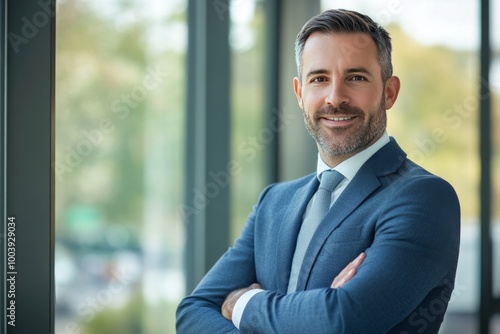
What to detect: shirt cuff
<box><xmin>232</xmin><ymin>289</ymin><xmax>264</xmax><ymax>329</ymax></box>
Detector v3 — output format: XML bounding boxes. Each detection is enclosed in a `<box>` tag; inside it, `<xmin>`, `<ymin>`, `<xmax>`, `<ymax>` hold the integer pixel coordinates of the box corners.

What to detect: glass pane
<box><xmin>54</xmin><ymin>1</ymin><xmax>186</xmax><ymax>333</ymax></box>
<box><xmin>321</xmin><ymin>1</ymin><xmax>479</xmax><ymax>332</ymax></box>
<box><xmin>230</xmin><ymin>0</ymin><xmax>266</xmax><ymax>239</ymax></box>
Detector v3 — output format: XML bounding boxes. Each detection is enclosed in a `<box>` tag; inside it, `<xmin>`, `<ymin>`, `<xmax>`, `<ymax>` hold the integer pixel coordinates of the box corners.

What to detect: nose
<box><xmin>325</xmin><ymin>80</ymin><xmax>349</xmax><ymax>107</ymax></box>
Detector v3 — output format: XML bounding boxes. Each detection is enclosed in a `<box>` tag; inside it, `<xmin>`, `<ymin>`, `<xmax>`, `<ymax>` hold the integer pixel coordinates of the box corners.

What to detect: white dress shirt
<box><xmin>231</xmin><ymin>132</ymin><xmax>391</xmax><ymax>329</ymax></box>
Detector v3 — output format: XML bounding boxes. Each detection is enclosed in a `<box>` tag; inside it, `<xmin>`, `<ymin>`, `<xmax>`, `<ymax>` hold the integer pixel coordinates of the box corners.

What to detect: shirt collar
<box><xmin>316</xmin><ymin>131</ymin><xmax>390</xmax><ymax>181</ymax></box>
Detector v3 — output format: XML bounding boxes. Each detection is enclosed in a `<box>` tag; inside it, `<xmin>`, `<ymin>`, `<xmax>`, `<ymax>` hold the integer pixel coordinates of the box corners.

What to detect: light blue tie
<box><xmin>287</xmin><ymin>170</ymin><xmax>345</xmax><ymax>293</ymax></box>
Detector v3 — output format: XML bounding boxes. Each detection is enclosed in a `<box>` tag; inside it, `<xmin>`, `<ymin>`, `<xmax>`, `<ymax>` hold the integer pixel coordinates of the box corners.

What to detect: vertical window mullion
<box><xmin>5</xmin><ymin>0</ymin><xmax>55</xmax><ymax>333</ymax></box>
<box><xmin>1</xmin><ymin>0</ymin><xmax>7</xmax><ymax>329</ymax></box>
<box><xmin>479</xmin><ymin>0</ymin><xmax>492</xmax><ymax>332</ymax></box>
<box><xmin>184</xmin><ymin>0</ymin><xmax>231</xmax><ymax>293</ymax></box>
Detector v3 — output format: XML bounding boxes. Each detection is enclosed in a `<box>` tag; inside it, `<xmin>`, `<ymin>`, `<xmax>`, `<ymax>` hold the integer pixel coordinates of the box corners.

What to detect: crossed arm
<box><xmin>221</xmin><ymin>252</ymin><xmax>366</xmax><ymax>321</ymax></box>
<box><xmin>176</xmin><ymin>177</ymin><xmax>460</xmax><ymax>333</ymax></box>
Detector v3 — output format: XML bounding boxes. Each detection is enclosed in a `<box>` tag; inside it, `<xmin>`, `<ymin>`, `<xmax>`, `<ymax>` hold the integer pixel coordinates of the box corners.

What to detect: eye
<box><xmin>311</xmin><ymin>76</ymin><xmax>328</xmax><ymax>83</ymax></box>
<box><xmin>349</xmin><ymin>75</ymin><xmax>367</xmax><ymax>82</ymax></box>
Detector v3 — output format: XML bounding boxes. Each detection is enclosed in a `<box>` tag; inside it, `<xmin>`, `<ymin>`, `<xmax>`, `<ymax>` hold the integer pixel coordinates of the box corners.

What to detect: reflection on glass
<box><xmin>55</xmin><ymin>1</ymin><xmax>186</xmax><ymax>333</ymax></box>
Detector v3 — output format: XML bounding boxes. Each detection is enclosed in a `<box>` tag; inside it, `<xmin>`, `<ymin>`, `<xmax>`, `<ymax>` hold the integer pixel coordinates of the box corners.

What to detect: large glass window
<box><xmin>49</xmin><ymin>0</ymin><xmax>495</xmax><ymax>332</ymax></box>
<box><xmin>54</xmin><ymin>1</ymin><xmax>186</xmax><ymax>333</ymax></box>
<box><xmin>320</xmin><ymin>1</ymin><xmax>480</xmax><ymax>332</ymax></box>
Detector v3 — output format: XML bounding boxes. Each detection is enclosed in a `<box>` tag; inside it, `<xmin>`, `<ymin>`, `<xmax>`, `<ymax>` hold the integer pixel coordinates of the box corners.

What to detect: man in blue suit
<box><xmin>177</xmin><ymin>9</ymin><xmax>460</xmax><ymax>333</ymax></box>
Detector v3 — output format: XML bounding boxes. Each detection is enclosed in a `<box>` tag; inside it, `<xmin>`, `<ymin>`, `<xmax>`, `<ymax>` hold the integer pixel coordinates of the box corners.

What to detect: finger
<box><xmin>332</xmin><ymin>267</ymin><xmax>357</xmax><ymax>289</ymax></box>
<box><xmin>331</xmin><ymin>252</ymin><xmax>366</xmax><ymax>288</ymax></box>
<box><xmin>335</xmin><ymin>252</ymin><xmax>364</xmax><ymax>281</ymax></box>
<box><xmin>221</xmin><ymin>289</ymin><xmax>245</xmax><ymax>320</ymax></box>
<box><xmin>346</xmin><ymin>252</ymin><xmax>365</xmax><ymax>273</ymax></box>
<box><xmin>221</xmin><ymin>298</ymin><xmax>232</xmax><ymax>319</ymax></box>
<box><xmin>332</xmin><ymin>268</ymin><xmax>356</xmax><ymax>288</ymax></box>
<box><xmin>353</xmin><ymin>252</ymin><xmax>366</xmax><ymax>267</ymax></box>
<box><xmin>221</xmin><ymin>284</ymin><xmax>262</xmax><ymax>320</ymax></box>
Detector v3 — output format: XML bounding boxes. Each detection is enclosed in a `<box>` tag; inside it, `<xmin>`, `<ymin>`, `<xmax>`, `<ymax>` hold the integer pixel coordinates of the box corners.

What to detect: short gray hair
<box><xmin>295</xmin><ymin>9</ymin><xmax>393</xmax><ymax>82</ymax></box>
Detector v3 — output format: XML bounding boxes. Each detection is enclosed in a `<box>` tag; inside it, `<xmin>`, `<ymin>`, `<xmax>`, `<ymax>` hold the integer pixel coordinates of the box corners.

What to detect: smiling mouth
<box><xmin>324</xmin><ymin>116</ymin><xmax>355</xmax><ymax>121</ymax></box>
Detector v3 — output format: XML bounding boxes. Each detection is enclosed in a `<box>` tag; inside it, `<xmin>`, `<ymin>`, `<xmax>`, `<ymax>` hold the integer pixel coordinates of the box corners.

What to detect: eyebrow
<box><xmin>305</xmin><ymin>67</ymin><xmax>374</xmax><ymax>80</ymax></box>
<box><xmin>345</xmin><ymin>67</ymin><xmax>373</xmax><ymax>76</ymax></box>
<box><xmin>305</xmin><ymin>69</ymin><xmax>329</xmax><ymax>80</ymax></box>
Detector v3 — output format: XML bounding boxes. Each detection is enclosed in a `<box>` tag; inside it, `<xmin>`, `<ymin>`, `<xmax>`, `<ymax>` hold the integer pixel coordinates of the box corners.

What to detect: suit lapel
<box><xmin>274</xmin><ymin>175</ymin><xmax>318</xmax><ymax>294</ymax></box>
<box><xmin>295</xmin><ymin>139</ymin><xmax>407</xmax><ymax>291</ymax></box>
<box><xmin>295</xmin><ymin>167</ymin><xmax>381</xmax><ymax>290</ymax></box>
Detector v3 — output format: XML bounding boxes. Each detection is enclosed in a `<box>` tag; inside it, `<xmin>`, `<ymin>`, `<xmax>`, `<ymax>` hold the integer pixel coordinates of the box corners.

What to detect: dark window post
<box><xmin>1</xmin><ymin>0</ymin><xmax>6</xmax><ymax>329</ymax></box>
<box><xmin>479</xmin><ymin>0</ymin><xmax>492</xmax><ymax>332</ymax></box>
<box><xmin>4</xmin><ymin>0</ymin><xmax>56</xmax><ymax>333</ymax></box>
<box><xmin>263</xmin><ymin>0</ymin><xmax>281</xmax><ymax>184</ymax></box>
<box><xmin>184</xmin><ymin>0</ymin><xmax>231</xmax><ymax>293</ymax></box>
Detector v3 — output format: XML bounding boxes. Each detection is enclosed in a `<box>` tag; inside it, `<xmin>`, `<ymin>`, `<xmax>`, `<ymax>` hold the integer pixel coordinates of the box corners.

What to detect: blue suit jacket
<box><xmin>176</xmin><ymin>138</ymin><xmax>461</xmax><ymax>333</ymax></box>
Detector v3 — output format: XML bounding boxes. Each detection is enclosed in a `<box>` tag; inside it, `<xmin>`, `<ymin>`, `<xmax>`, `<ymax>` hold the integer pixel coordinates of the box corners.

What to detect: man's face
<box><xmin>293</xmin><ymin>32</ymin><xmax>399</xmax><ymax>166</ymax></box>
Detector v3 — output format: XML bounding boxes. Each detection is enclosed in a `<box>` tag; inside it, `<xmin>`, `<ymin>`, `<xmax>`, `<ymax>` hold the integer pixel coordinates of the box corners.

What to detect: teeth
<box><xmin>327</xmin><ymin>117</ymin><xmax>353</xmax><ymax>121</ymax></box>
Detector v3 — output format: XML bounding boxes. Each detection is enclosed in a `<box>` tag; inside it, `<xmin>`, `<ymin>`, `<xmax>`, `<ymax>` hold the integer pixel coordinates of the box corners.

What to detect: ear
<box><xmin>293</xmin><ymin>77</ymin><xmax>304</xmax><ymax>109</ymax></box>
<box><xmin>384</xmin><ymin>76</ymin><xmax>400</xmax><ymax>110</ymax></box>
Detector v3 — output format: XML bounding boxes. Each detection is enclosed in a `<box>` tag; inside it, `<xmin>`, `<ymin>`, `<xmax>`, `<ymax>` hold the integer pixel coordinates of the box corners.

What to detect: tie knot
<box><xmin>319</xmin><ymin>170</ymin><xmax>344</xmax><ymax>192</ymax></box>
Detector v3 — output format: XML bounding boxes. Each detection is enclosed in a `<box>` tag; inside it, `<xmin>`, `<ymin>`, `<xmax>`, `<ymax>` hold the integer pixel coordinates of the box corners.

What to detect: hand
<box><xmin>221</xmin><ymin>283</ymin><xmax>262</xmax><ymax>320</ymax></box>
<box><xmin>331</xmin><ymin>252</ymin><xmax>366</xmax><ymax>288</ymax></box>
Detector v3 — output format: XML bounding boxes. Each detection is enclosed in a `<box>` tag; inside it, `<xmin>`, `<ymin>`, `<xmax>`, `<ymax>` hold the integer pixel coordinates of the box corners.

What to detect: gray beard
<box><xmin>303</xmin><ymin>93</ymin><xmax>387</xmax><ymax>156</ymax></box>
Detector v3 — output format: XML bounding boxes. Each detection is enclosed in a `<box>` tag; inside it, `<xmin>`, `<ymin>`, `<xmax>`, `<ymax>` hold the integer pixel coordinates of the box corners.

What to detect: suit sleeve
<box><xmin>239</xmin><ymin>176</ymin><xmax>460</xmax><ymax>334</ymax></box>
<box><xmin>176</xmin><ymin>185</ymin><xmax>274</xmax><ymax>334</ymax></box>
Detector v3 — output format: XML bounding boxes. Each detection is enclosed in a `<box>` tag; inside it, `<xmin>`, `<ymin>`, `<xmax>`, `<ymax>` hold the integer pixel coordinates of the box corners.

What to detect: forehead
<box><xmin>302</xmin><ymin>32</ymin><xmax>380</xmax><ymax>74</ymax></box>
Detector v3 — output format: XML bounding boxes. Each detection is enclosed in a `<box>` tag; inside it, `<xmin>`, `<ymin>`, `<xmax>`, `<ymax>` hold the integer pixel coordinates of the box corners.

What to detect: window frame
<box><xmin>1</xmin><ymin>0</ymin><xmax>6</xmax><ymax>328</ymax></box>
<box><xmin>2</xmin><ymin>0</ymin><xmax>56</xmax><ymax>333</ymax></box>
